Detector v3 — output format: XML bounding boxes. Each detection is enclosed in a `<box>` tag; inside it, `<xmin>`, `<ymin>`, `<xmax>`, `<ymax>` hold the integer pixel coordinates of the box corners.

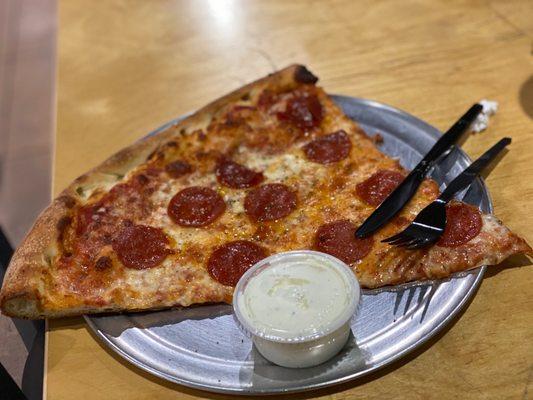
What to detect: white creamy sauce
<box><xmin>471</xmin><ymin>99</ymin><xmax>498</xmax><ymax>133</ymax></box>
<box><xmin>238</xmin><ymin>257</ymin><xmax>351</xmax><ymax>340</ymax></box>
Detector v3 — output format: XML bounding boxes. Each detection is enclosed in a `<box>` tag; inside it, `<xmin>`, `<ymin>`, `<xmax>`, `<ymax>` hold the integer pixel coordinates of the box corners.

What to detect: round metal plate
<box><xmin>85</xmin><ymin>96</ymin><xmax>491</xmax><ymax>395</ymax></box>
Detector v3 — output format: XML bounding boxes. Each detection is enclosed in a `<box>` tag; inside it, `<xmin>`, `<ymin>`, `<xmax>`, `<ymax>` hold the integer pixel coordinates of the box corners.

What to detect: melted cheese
<box><xmin>42</xmin><ymin>83</ymin><xmax>530</xmax><ymax>314</ymax></box>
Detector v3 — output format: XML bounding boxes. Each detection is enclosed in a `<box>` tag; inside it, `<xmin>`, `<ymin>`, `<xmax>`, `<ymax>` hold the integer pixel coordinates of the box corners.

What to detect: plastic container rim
<box><xmin>232</xmin><ymin>250</ymin><xmax>361</xmax><ymax>344</ymax></box>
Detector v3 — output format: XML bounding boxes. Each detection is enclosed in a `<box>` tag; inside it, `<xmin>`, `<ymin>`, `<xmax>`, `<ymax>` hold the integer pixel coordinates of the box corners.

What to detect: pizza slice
<box><xmin>0</xmin><ymin>65</ymin><xmax>530</xmax><ymax>319</ymax></box>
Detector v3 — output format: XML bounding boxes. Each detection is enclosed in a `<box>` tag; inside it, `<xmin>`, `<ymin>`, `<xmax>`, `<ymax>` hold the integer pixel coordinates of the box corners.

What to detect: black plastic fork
<box><xmin>382</xmin><ymin>137</ymin><xmax>511</xmax><ymax>249</ymax></box>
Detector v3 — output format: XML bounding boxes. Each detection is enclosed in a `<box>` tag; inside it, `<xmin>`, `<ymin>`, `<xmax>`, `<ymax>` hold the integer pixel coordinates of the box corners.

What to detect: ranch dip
<box><xmin>233</xmin><ymin>250</ymin><xmax>360</xmax><ymax>368</ymax></box>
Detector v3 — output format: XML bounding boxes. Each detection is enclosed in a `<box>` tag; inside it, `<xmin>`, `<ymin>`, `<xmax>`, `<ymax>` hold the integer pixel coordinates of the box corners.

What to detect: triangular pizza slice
<box><xmin>1</xmin><ymin>65</ymin><xmax>530</xmax><ymax>318</ymax></box>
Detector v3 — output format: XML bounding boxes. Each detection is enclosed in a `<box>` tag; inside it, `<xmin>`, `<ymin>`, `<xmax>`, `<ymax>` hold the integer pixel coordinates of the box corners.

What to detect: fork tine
<box><xmin>390</xmin><ymin>235</ymin><xmax>415</xmax><ymax>247</ymax></box>
<box><xmin>380</xmin><ymin>235</ymin><xmax>406</xmax><ymax>246</ymax></box>
<box><xmin>396</xmin><ymin>237</ymin><xmax>421</xmax><ymax>248</ymax></box>
<box><xmin>406</xmin><ymin>239</ymin><xmax>427</xmax><ymax>250</ymax></box>
<box><xmin>382</xmin><ymin>231</ymin><xmax>411</xmax><ymax>243</ymax></box>
<box><xmin>382</xmin><ymin>233</ymin><xmax>404</xmax><ymax>243</ymax></box>
<box><xmin>409</xmin><ymin>237</ymin><xmax>437</xmax><ymax>250</ymax></box>
<box><xmin>384</xmin><ymin>234</ymin><xmax>410</xmax><ymax>245</ymax></box>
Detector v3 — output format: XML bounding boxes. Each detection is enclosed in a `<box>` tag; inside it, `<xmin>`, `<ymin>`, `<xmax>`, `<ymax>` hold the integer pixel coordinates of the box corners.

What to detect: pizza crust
<box><xmin>1</xmin><ymin>64</ymin><xmax>531</xmax><ymax>319</ymax></box>
<box><xmin>357</xmin><ymin>214</ymin><xmax>532</xmax><ymax>289</ymax></box>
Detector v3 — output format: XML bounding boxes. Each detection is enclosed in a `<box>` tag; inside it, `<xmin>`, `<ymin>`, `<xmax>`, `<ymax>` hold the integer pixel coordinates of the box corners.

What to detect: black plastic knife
<box><xmin>355</xmin><ymin>103</ymin><xmax>483</xmax><ymax>238</ymax></box>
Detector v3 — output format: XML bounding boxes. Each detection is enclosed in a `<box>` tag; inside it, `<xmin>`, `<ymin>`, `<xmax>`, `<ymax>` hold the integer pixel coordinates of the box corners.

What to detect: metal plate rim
<box><xmin>84</xmin><ymin>95</ymin><xmax>490</xmax><ymax>395</ymax></box>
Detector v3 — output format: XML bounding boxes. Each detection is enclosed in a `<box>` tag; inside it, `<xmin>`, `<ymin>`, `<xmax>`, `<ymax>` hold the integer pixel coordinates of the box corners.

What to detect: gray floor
<box><xmin>0</xmin><ymin>0</ymin><xmax>56</xmax><ymax>392</ymax></box>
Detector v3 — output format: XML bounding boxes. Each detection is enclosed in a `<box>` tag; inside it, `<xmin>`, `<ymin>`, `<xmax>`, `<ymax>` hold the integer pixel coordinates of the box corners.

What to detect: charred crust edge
<box><xmin>294</xmin><ymin>65</ymin><xmax>319</xmax><ymax>84</ymax></box>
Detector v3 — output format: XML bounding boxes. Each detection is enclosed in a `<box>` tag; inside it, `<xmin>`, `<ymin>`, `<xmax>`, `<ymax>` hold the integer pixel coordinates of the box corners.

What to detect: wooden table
<box><xmin>47</xmin><ymin>1</ymin><xmax>533</xmax><ymax>398</ymax></box>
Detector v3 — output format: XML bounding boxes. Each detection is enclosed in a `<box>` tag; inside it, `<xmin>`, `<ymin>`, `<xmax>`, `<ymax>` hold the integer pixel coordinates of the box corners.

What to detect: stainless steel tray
<box><xmin>85</xmin><ymin>96</ymin><xmax>491</xmax><ymax>395</ymax></box>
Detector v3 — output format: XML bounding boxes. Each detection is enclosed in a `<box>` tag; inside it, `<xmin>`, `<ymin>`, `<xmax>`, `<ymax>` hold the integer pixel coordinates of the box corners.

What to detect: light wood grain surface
<box><xmin>48</xmin><ymin>1</ymin><xmax>533</xmax><ymax>398</ymax></box>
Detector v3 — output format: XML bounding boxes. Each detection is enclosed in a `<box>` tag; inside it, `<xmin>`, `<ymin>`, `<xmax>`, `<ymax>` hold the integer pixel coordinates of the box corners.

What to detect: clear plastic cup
<box><xmin>233</xmin><ymin>250</ymin><xmax>360</xmax><ymax>368</ymax></box>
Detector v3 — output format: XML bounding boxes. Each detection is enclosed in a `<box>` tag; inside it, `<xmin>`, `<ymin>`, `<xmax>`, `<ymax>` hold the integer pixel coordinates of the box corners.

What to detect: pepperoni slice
<box><xmin>215</xmin><ymin>159</ymin><xmax>264</xmax><ymax>189</ymax></box>
<box><xmin>356</xmin><ymin>170</ymin><xmax>405</xmax><ymax>207</ymax></box>
<box><xmin>303</xmin><ymin>130</ymin><xmax>352</xmax><ymax>164</ymax></box>
<box><xmin>112</xmin><ymin>224</ymin><xmax>171</xmax><ymax>269</ymax></box>
<box><xmin>168</xmin><ymin>187</ymin><xmax>226</xmax><ymax>227</ymax></box>
<box><xmin>244</xmin><ymin>183</ymin><xmax>297</xmax><ymax>222</ymax></box>
<box><xmin>314</xmin><ymin>220</ymin><xmax>374</xmax><ymax>264</ymax></box>
<box><xmin>165</xmin><ymin>160</ymin><xmax>192</xmax><ymax>178</ymax></box>
<box><xmin>277</xmin><ymin>93</ymin><xmax>323</xmax><ymax>130</ymax></box>
<box><xmin>207</xmin><ymin>240</ymin><xmax>267</xmax><ymax>286</ymax></box>
<box><xmin>437</xmin><ymin>202</ymin><xmax>482</xmax><ymax>247</ymax></box>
